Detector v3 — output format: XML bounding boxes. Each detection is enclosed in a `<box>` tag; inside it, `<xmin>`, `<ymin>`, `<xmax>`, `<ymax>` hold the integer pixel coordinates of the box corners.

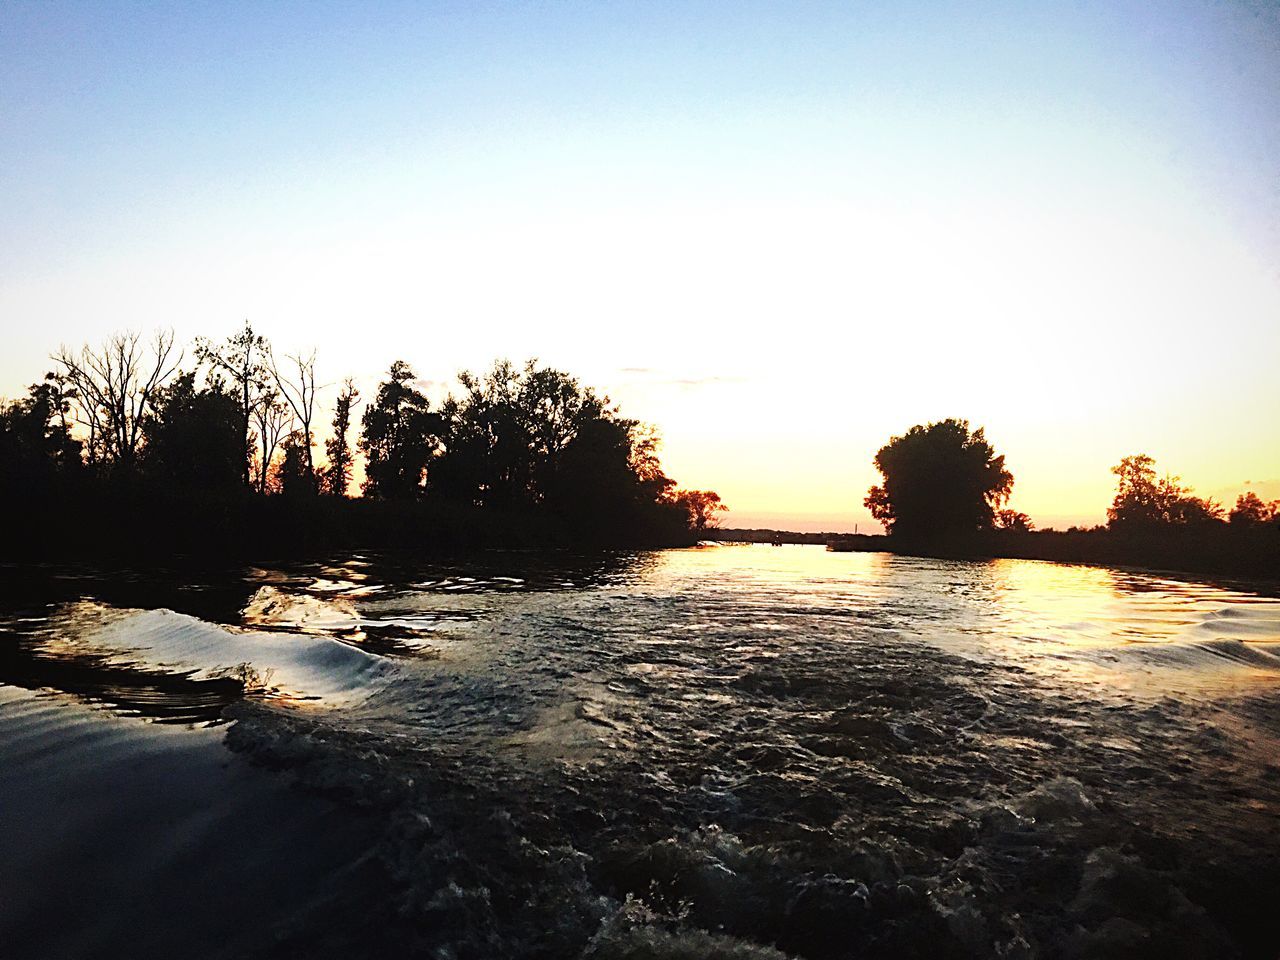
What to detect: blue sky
<box><xmin>3</xmin><ymin>1</ymin><xmax>1278</xmax><ymax>528</ymax></box>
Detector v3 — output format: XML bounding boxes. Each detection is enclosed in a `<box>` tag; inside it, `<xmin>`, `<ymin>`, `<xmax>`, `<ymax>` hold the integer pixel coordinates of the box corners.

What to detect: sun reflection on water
<box><xmin>645</xmin><ymin>544</ymin><xmax>1280</xmax><ymax>697</ymax></box>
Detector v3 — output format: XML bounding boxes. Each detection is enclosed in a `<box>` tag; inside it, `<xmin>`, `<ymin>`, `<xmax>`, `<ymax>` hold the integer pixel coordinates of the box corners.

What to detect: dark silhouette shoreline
<box><xmin>2</xmin><ymin>336</ymin><xmax>718</xmax><ymax>558</ymax></box>
<box><xmin>7</xmin><ymin>484</ymin><xmax>1275</xmax><ymax>580</ymax></box>
<box><xmin>1</xmin><ymin>476</ymin><xmax>699</xmax><ymax>565</ymax></box>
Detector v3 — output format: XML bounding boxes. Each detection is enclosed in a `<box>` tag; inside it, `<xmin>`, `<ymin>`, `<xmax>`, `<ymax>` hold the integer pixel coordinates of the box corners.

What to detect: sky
<box><xmin>2</xmin><ymin>0</ymin><xmax>1278</xmax><ymax>531</ymax></box>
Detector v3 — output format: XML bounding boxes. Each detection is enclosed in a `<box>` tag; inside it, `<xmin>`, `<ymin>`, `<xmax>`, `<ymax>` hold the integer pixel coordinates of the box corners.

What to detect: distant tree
<box><xmin>323</xmin><ymin>378</ymin><xmax>360</xmax><ymax>497</ymax></box>
<box><xmin>433</xmin><ymin>360</ymin><xmax>607</xmax><ymax>508</ymax></box>
<box><xmin>270</xmin><ymin>348</ymin><xmax>319</xmax><ymax>492</ymax></box>
<box><xmin>425</xmin><ymin>358</ymin><xmax>688</xmax><ymax>539</ymax></box>
<box><xmin>360</xmin><ymin>361</ymin><xmax>439</xmax><ymax>499</ymax></box>
<box><xmin>250</xmin><ymin>387</ymin><xmax>291</xmax><ymax>494</ymax></box>
<box><xmin>274</xmin><ymin>430</ymin><xmax>311</xmax><ymax>497</ymax></box>
<box><xmin>628</xmin><ymin>423</ymin><xmax>677</xmax><ymax>504</ymax></box>
<box><xmin>520</xmin><ymin>364</ymin><xmax>608</xmax><ymax>499</ymax></box>
<box><xmin>542</xmin><ymin>416</ymin><xmax>678</xmax><ymax>535</ymax></box>
<box><xmin>42</xmin><ymin>371</ymin><xmax>78</xmax><ymax>451</ymax></box>
<box><xmin>196</xmin><ymin>321</ymin><xmax>269</xmax><ymax>487</ymax></box>
<box><xmin>865</xmin><ymin>418</ymin><xmax>1013</xmax><ymax>541</ymax></box>
<box><xmin>0</xmin><ymin>377</ymin><xmax>83</xmax><ymax>481</ymax></box>
<box><xmin>994</xmin><ymin>508</ymin><xmax>1034</xmax><ymax>532</ymax></box>
<box><xmin>140</xmin><ymin>371</ymin><xmax>242</xmax><ymax>489</ymax></box>
<box><xmin>53</xmin><ymin>330</ymin><xmax>181</xmax><ymax>472</ymax></box>
<box><xmin>1107</xmin><ymin>455</ymin><xmax>1163</xmax><ymax>527</ymax></box>
<box><xmin>674</xmin><ymin>489</ymin><xmax>727</xmax><ymax>531</ymax></box>
<box><xmin>1229</xmin><ymin>491</ymin><xmax>1279</xmax><ymax>526</ymax></box>
<box><xmin>1107</xmin><ymin>455</ymin><xmax>1223</xmax><ymax>528</ymax></box>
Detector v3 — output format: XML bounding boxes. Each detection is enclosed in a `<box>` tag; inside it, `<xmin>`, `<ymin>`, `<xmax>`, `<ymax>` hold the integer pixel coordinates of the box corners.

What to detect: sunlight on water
<box><xmin>5</xmin><ymin>546</ymin><xmax>1279</xmax><ymax>724</ymax></box>
<box><xmin>638</xmin><ymin>545</ymin><xmax>1280</xmax><ymax>696</ymax></box>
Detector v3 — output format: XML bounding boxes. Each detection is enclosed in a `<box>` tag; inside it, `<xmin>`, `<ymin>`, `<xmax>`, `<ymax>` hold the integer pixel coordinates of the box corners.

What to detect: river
<box><xmin>2</xmin><ymin>546</ymin><xmax>1279</xmax><ymax>958</ymax></box>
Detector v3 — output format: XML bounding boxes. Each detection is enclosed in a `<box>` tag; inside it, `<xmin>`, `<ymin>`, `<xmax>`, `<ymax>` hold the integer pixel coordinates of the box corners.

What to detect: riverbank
<box><xmin>1</xmin><ymin>475</ymin><xmax>698</xmax><ymax>562</ymax></box>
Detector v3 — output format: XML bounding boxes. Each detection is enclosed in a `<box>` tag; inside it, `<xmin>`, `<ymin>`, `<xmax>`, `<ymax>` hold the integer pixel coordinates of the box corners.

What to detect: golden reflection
<box><xmin>651</xmin><ymin>544</ymin><xmax>1280</xmax><ymax>698</ymax></box>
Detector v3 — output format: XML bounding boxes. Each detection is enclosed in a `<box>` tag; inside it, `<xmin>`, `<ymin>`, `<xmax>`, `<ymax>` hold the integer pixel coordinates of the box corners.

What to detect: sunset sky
<box><xmin>3</xmin><ymin>1</ymin><xmax>1278</xmax><ymax>531</ymax></box>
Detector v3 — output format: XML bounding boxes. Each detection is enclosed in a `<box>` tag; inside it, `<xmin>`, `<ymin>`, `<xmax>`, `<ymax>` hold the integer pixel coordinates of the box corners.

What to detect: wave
<box><xmin>63</xmin><ymin>603</ymin><xmax>389</xmax><ymax>705</ymax></box>
<box><xmin>242</xmin><ymin>585</ymin><xmax>362</xmax><ymax>633</ymax></box>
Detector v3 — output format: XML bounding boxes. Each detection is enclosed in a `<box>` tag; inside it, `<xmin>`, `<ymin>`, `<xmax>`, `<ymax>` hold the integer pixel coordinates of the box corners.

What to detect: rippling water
<box><xmin>3</xmin><ymin>546</ymin><xmax>1280</xmax><ymax>959</ymax></box>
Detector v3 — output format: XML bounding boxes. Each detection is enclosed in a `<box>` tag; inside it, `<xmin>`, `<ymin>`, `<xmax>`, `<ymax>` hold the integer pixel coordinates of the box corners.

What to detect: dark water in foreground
<box><xmin>3</xmin><ymin>546</ymin><xmax>1280</xmax><ymax>959</ymax></box>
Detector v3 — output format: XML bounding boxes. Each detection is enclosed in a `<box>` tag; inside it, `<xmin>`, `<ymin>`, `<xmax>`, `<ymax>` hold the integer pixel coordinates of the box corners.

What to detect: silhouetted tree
<box><xmin>140</xmin><ymin>372</ymin><xmax>242</xmax><ymax>489</ymax></box>
<box><xmin>0</xmin><ymin>377</ymin><xmax>83</xmax><ymax>482</ymax></box>
<box><xmin>270</xmin><ymin>348</ymin><xmax>319</xmax><ymax>492</ymax></box>
<box><xmin>196</xmin><ymin>322</ymin><xmax>269</xmax><ymax>487</ymax></box>
<box><xmin>674</xmin><ymin>489</ymin><xmax>727</xmax><ymax>531</ymax></box>
<box><xmin>360</xmin><ymin>361</ymin><xmax>439</xmax><ymax>499</ymax></box>
<box><xmin>42</xmin><ymin>370</ymin><xmax>78</xmax><ymax>451</ymax></box>
<box><xmin>53</xmin><ymin>330</ymin><xmax>181</xmax><ymax>472</ymax></box>
<box><xmin>323</xmin><ymin>378</ymin><xmax>360</xmax><ymax>497</ymax></box>
<box><xmin>433</xmin><ymin>360</ymin><xmax>612</xmax><ymax>509</ymax></box>
<box><xmin>250</xmin><ymin>387</ymin><xmax>291</xmax><ymax>494</ymax></box>
<box><xmin>274</xmin><ymin>430</ymin><xmax>311</xmax><ymax>497</ymax></box>
<box><xmin>628</xmin><ymin>424</ymin><xmax>676</xmax><ymax>503</ymax></box>
<box><xmin>1228</xmin><ymin>491</ymin><xmax>1278</xmax><ymax>526</ymax></box>
<box><xmin>994</xmin><ymin>509</ymin><xmax>1034</xmax><ymax>532</ymax></box>
<box><xmin>865</xmin><ymin>418</ymin><xmax>1013</xmax><ymax>541</ymax></box>
<box><xmin>543</xmin><ymin>416</ymin><xmax>685</xmax><ymax>537</ymax></box>
<box><xmin>4</xmin><ymin>335</ymin><xmax>709</xmax><ymax>555</ymax></box>
<box><xmin>1107</xmin><ymin>455</ymin><xmax>1223</xmax><ymax>528</ymax></box>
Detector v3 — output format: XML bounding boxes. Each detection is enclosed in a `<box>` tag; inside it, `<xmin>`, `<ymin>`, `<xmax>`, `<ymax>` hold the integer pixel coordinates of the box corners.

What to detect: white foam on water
<box><xmin>242</xmin><ymin>585</ymin><xmax>362</xmax><ymax>633</ymax></box>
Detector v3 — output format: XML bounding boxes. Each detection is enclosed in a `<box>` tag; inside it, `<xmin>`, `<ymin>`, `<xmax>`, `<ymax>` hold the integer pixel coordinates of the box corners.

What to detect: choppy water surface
<box><xmin>3</xmin><ymin>546</ymin><xmax>1280</xmax><ymax>959</ymax></box>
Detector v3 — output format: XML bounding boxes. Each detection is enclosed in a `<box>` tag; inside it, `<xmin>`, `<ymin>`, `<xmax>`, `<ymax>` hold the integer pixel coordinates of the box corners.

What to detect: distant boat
<box><xmin>826</xmin><ymin>538</ymin><xmax>857</xmax><ymax>552</ymax></box>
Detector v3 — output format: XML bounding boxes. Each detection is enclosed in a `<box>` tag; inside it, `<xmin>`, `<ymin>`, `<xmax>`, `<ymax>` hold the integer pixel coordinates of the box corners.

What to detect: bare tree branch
<box><xmin>270</xmin><ymin>347</ymin><xmax>318</xmax><ymax>488</ymax></box>
<box><xmin>250</xmin><ymin>388</ymin><xmax>292</xmax><ymax>493</ymax></box>
<box><xmin>52</xmin><ymin>330</ymin><xmax>181</xmax><ymax>470</ymax></box>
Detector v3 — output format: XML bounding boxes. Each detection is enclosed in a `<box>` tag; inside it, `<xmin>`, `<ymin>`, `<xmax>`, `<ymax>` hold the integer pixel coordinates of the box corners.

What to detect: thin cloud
<box><xmin>617</xmin><ymin>368</ymin><xmax>746</xmax><ymax>388</ymax></box>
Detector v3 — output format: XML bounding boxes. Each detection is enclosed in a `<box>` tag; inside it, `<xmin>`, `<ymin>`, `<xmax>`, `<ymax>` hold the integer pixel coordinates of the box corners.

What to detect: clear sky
<box><xmin>3</xmin><ymin>1</ymin><xmax>1278</xmax><ymax>530</ymax></box>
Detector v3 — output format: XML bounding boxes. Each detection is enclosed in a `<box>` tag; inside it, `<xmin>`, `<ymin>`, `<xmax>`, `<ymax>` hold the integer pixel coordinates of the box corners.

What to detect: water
<box><xmin>3</xmin><ymin>546</ymin><xmax>1280</xmax><ymax>958</ymax></box>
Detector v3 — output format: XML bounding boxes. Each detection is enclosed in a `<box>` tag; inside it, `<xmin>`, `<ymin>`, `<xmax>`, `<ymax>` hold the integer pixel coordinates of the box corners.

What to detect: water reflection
<box><xmin>644</xmin><ymin>546</ymin><xmax>1280</xmax><ymax>695</ymax></box>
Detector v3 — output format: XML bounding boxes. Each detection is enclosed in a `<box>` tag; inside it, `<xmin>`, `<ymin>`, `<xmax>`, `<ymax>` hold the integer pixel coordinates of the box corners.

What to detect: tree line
<box><xmin>0</xmin><ymin>323</ymin><xmax>725</xmax><ymax>552</ymax></box>
<box><xmin>862</xmin><ymin>417</ymin><xmax>1278</xmax><ymax>575</ymax></box>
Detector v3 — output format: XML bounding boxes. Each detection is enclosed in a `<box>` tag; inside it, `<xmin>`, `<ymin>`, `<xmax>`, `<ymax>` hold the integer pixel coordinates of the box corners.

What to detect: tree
<box><xmin>1107</xmin><ymin>455</ymin><xmax>1223</xmax><ymax>528</ymax></box>
<box><xmin>359</xmin><ymin>361</ymin><xmax>439</xmax><ymax>499</ymax></box>
<box><xmin>140</xmin><ymin>371</ymin><xmax>243</xmax><ymax>490</ymax></box>
<box><xmin>196</xmin><ymin>321</ymin><xmax>269</xmax><ymax>487</ymax></box>
<box><xmin>250</xmin><ymin>387</ymin><xmax>291</xmax><ymax>494</ymax></box>
<box><xmin>0</xmin><ymin>377</ymin><xmax>83</xmax><ymax>482</ymax></box>
<box><xmin>53</xmin><ymin>330</ymin><xmax>181</xmax><ymax>472</ymax></box>
<box><xmin>270</xmin><ymin>348</ymin><xmax>319</xmax><ymax>492</ymax></box>
<box><xmin>994</xmin><ymin>509</ymin><xmax>1034</xmax><ymax>532</ymax></box>
<box><xmin>274</xmin><ymin>430</ymin><xmax>311</xmax><ymax>497</ymax></box>
<box><xmin>542</xmin><ymin>416</ymin><xmax>679</xmax><ymax>536</ymax></box>
<box><xmin>434</xmin><ymin>359</ymin><xmax>611</xmax><ymax>509</ymax></box>
<box><xmin>674</xmin><ymin>489</ymin><xmax>727</xmax><ymax>531</ymax></box>
<box><xmin>1228</xmin><ymin>491</ymin><xmax>1279</xmax><ymax>526</ymax></box>
<box><xmin>865</xmin><ymin>418</ymin><xmax>1013</xmax><ymax>541</ymax></box>
<box><xmin>323</xmin><ymin>378</ymin><xmax>360</xmax><ymax>497</ymax></box>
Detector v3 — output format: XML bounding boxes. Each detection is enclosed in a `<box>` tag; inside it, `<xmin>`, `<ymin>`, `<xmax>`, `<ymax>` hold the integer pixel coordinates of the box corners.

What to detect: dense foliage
<box><xmin>1107</xmin><ymin>454</ymin><xmax>1224</xmax><ymax>528</ymax></box>
<box><xmin>865</xmin><ymin>418</ymin><xmax>1014</xmax><ymax>542</ymax></box>
<box><xmin>358</xmin><ymin>359</ymin><xmax>687</xmax><ymax>541</ymax></box>
<box><xmin>1</xmin><ymin>327</ymin><xmax>715</xmax><ymax>555</ymax></box>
